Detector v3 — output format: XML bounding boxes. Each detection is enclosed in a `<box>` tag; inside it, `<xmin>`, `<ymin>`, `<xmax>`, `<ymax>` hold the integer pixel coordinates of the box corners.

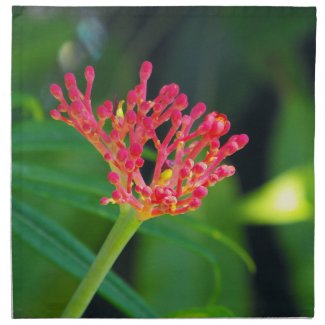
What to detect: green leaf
<box><xmin>173</xmin><ymin>216</ymin><xmax>256</xmax><ymax>273</ymax></box>
<box><xmin>13</xmin><ymin>161</ymin><xmax>252</xmax><ymax>273</ymax></box>
<box><xmin>12</xmin><ymin>120</ymin><xmax>157</xmax><ymax>160</ymax></box>
<box><xmin>239</xmin><ymin>165</ymin><xmax>314</xmax><ymax>225</ymax></box>
<box><xmin>169</xmin><ymin>305</ymin><xmax>235</xmax><ymax>318</ymax></box>
<box><xmin>12</xmin><ymin>199</ymin><xmax>157</xmax><ymax>317</ymax></box>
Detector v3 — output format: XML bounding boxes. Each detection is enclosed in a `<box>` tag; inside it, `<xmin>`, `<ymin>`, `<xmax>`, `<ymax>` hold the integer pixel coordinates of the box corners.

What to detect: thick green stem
<box><xmin>62</xmin><ymin>205</ymin><xmax>142</xmax><ymax>318</ymax></box>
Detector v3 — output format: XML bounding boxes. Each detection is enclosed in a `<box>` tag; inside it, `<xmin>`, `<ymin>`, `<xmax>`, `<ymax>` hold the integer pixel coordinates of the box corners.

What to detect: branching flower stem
<box><xmin>62</xmin><ymin>205</ymin><xmax>142</xmax><ymax>318</ymax></box>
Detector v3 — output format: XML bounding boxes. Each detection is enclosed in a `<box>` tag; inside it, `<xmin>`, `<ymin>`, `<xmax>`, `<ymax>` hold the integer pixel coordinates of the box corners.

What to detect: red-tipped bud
<box><xmin>180</xmin><ymin>167</ymin><xmax>191</xmax><ymax>179</ymax></box>
<box><xmin>70</xmin><ymin>100</ymin><xmax>83</xmax><ymax>117</ymax></box>
<box><xmin>50</xmin><ymin>109</ymin><xmax>61</xmax><ymax>120</ymax></box>
<box><xmin>104</xmin><ymin>100</ymin><xmax>113</xmax><ymax>110</ymax></box>
<box><xmin>237</xmin><ymin>134</ymin><xmax>249</xmax><ymax>148</ymax></box>
<box><xmin>140</xmin><ymin>101</ymin><xmax>151</xmax><ymax>113</ymax></box>
<box><xmin>64</xmin><ymin>73</ymin><xmax>77</xmax><ymax>90</ymax></box>
<box><xmin>125</xmin><ymin>160</ymin><xmax>135</xmax><ymax>172</ymax></box>
<box><xmin>153</xmin><ymin>103</ymin><xmax>163</xmax><ymax>113</ymax></box>
<box><xmin>190</xmin><ymin>102</ymin><xmax>206</xmax><ymax>120</ymax></box>
<box><xmin>171</xmin><ymin>110</ymin><xmax>182</xmax><ymax>127</ymax></box>
<box><xmin>110</xmin><ymin>129</ymin><xmax>119</xmax><ymax>141</ymax></box>
<box><xmin>50</xmin><ymin>84</ymin><xmax>64</xmax><ymax>100</ymax></box>
<box><xmin>210</xmin><ymin>138</ymin><xmax>220</xmax><ymax>151</ymax></box>
<box><xmin>100</xmin><ymin>197</ymin><xmax>110</xmax><ymax>205</ymax></box>
<box><xmin>190</xmin><ymin>197</ymin><xmax>202</xmax><ymax>209</ymax></box>
<box><xmin>104</xmin><ymin>152</ymin><xmax>112</xmax><ymax>161</ymax></box>
<box><xmin>127</xmin><ymin>90</ymin><xmax>137</xmax><ymax>106</ymax></box>
<box><xmin>108</xmin><ymin>172</ymin><xmax>120</xmax><ymax>184</ymax></box>
<box><xmin>166</xmin><ymin>83</ymin><xmax>179</xmax><ymax>99</ymax></box>
<box><xmin>135</xmin><ymin>84</ymin><xmax>145</xmax><ymax>97</ymax></box>
<box><xmin>154</xmin><ymin>186</ymin><xmax>165</xmax><ymax>201</ymax></box>
<box><xmin>159</xmin><ymin>85</ymin><xmax>168</xmax><ymax>96</ymax></box>
<box><xmin>215</xmin><ymin>165</ymin><xmax>236</xmax><ymax>178</ymax></box>
<box><xmin>193</xmin><ymin>186</ymin><xmax>208</xmax><ymax>199</ymax></box>
<box><xmin>84</xmin><ymin>66</ymin><xmax>95</xmax><ymax>82</ymax></box>
<box><xmin>117</xmin><ymin>148</ymin><xmax>128</xmax><ymax>162</ymax></box>
<box><xmin>141</xmin><ymin>186</ymin><xmax>152</xmax><ymax>198</ymax></box>
<box><xmin>198</xmin><ymin>121</ymin><xmax>212</xmax><ymax>135</ymax></box>
<box><xmin>184</xmin><ymin>158</ymin><xmax>194</xmax><ymax>169</ymax></box>
<box><xmin>142</xmin><ymin>116</ymin><xmax>154</xmax><ymax>129</ymax></box>
<box><xmin>68</xmin><ymin>86</ymin><xmax>79</xmax><ymax>102</ymax></box>
<box><xmin>174</xmin><ymin>94</ymin><xmax>188</xmax><ymax>109</ymax></box>
<box><xmin>182</xmin><ymin>115</ymin><xmax>191</xmax><ymax>127</ymax></box>
<box><xmin>140</xmin><ymin>61</ymin><xmax>153</xmax><ymax>82</ymax></box>
<box><xmin>210</xmin><ymin>120</ymin><xmax>225</xmax><ymax>137</ymax></box>
<box><xmin>192</xmin><ymin>162</ymin><xmax>207</xmax><ymax>175</ymax></box>
<box><xmin>82</xmin><ymin>123</ymin><xmax>92</xmax><ymax>134</ymax></box>
<box><xmin>125</xmin><ymin>110</ymin><xmax>137</xmax><ymax>124</ymax></box>
<box><xmin>221</xmin><ymin>120</ymin><xmax>231</xmax><ymax>136</ymax></box>
<box><xmin>112</xmin><ymin>189</ymin><xmax>122</xmax><ymax>201</ymax></box>
<box><xmin>136</xmin><ymin>157</ymin><xmax>145</xmax><ymax>168</ymax></box>
<box><xmin>97</xmin><ymin>105</ymin><xmax>111</xmax><ymax>120</ymax></box>
<box><xmin>130</xmin><ymin>143</ymin><xmax>143</xmax><ymax>157</ymax></box>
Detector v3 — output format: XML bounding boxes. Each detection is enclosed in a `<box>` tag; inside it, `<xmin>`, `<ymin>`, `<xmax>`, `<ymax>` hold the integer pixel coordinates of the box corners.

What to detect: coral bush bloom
<box><xmin>50</xmin><ymin>61</ymin><xmax>248</xmax><ymax>221</ymax></box>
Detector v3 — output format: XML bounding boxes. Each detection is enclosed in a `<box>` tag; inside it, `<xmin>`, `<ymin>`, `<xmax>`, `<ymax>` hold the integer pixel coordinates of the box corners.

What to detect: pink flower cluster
<box><xmin>50</xmin><ymin>61</ymin><xmax>248</xmax><ymax>221</ymax></box>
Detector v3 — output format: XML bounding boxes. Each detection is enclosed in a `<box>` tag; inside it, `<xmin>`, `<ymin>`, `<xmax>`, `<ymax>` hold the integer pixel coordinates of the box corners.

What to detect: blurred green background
<box><xmin>12</xmin><ymin>6</ymin><xmax>315</xmax><ymax>318</ymax></box>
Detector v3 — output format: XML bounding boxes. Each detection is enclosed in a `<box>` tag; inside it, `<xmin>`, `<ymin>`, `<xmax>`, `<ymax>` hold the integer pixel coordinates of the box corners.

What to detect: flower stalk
<box><xmin>62</xmin><ymin>205</ymin><xmax>142</xmax><ymax>318</ymax></box>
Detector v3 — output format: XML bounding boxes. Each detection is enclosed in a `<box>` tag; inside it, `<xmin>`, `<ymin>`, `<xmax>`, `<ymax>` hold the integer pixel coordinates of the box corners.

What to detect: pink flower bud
<box><xmin>237</xmin><ymin>134</ymin><xmax>249</xmax><ymax>148</ymax></box>
<box><xmin>112</xmin><ymin>189</ymin><xmax>122</xmax><ymax>201</ymax></box>
<box><xmin>210</xmin><ymin>138</ymin><xmax>220</xmax><ymax>151</ymax></box>
<box><xmin>50</xmin><ymin>84</ymin><xmax>63</xmax><ymax>100</ymax></box>
<box><xmin>125</xmin><ymin>160</ymin><xmax>135</xmax><ymax>172</ymax></box>
<box><xmin>104</xmin><ymin>152</ymin><xmax>112</xmax><ymax>161</ymax></box>
<box><xmin>174</xmin><ymin>94</ymin><xmax>188</xmax><ymax>109</ymax></box>
<box><xmin>125</xmin><ymin>110</ymin><xmax>137</xmax><ymax>124</ymax></box>
<box><xmin>130</xmin><ymin>143</ymin><xmax>143</xmax><ymax>157</ymax></box>
<box><xmin>190</xmin><ymin>102</ymin><xmax>206</xmax><ymax>119</ymax></box>
<box><xmin>140</xmin><ymin>61</ymin><xmax>153</xmax><ymax>82</ymax></box>
<box><xmin>97</xmin><ymin>105</ymin><xmax>112</xmax><ymax>119</ymax></box>
<box><xmin>193</xmin><ymin>186</ymin><xmax>208</xmax><ymax>198</ymax></box>
<box><xmin>141</xmin><ymin>186</ymin><xmax>152</xmax><ymax>198</ymax></box>
<box><xmin>184</xmin><ymin>158</ymin><xmax>194</xmax><ymax>169</ymax></box>
<box><xmin>82</xmin><ymin>123</ymin><xmax>92</xmax><ymax>134</ymax></box>
<box><xmin>100</xmin><ymin>197</ymin><xmax>110</xmax><ymax>205</ymax></box>
<box><xmin>70</xmin><ymin>100</ymin><xmax>83</xmax><ymax>117</ymax></box>
<box><xmin>192</xmin><ymin>162</ymin><xmax>207</xmax><ymax>175</ymax></box>
<box><xmin>166</xmin><ymin>83</ymin><xmax>179</xmax><ymax>99</ymax></box>
<box><xmin>142</xmin><ymin>116</ymin><xmax>154</xmax><ymax>129</ymax></box>
<box><xmin>84</xmin><ymin>66</ymin><xmax>95</xmax><ymax>82</ymax></box>
<box><xmin>127</xmin><ymin>90</ymin><xmax>137</xmax><ymax>106</ymax></box>
<box><xmin>68</xmin><ymin>86</ymin><xmax>79</xmax><ymax>102</ymax></box>
<box><xmin>117</xmin><ymin>148</ymin><xmax>128</xmax><ymax>162</ymax></box>
<box><xmin>171</xmin><ymin>110</ymin><xmax>182</xmax><ymax>127</ymax></box>
<box><xmin>64</xmin><ymin>73</ymin><xmax>76</xmax><ymax>90</ymax></box>
<box><xmin>190</xmin><ymin>197</ymin><xmax>202</xmax><ymax>209</ymax></box>
<box><xmin>136</xmin><ymin>158</ymin><xmax>145</xmax><ymax>168</ymax></box>
<box><xmin>107</xmin><ymin>172</ymin><xmax>120</xmax><ymax>184</ymax></box>
<box><xmin>50</xmin><ymin>109</ymin><xmax>61</xmax><ymax>120</ymax></box>
<box><xmin>110</xmin><ymin>129</ymin><xmax>119</xmax><ymax>141</ymax></box>
<box><xmin>140</xmin><ymin>101</ymin><xmax>151</xmax><ymax>113</ymax></box>
<box><xmin>180</xmin><ymin>167</ymin><xmax>191</xmax><ymax>179</ymax></box>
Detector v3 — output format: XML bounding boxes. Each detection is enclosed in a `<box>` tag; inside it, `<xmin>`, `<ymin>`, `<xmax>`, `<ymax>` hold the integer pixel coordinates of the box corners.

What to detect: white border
<box><xmin>1</xmin><ymin>1</ymin><xmax>324</xmax><ymax>324</ymax></box>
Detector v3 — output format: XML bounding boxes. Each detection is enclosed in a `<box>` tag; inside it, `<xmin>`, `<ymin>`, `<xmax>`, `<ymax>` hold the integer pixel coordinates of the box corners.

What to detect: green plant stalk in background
<box><xmin>62</xmin><ymin>205</ymin><xmax>142</xmax><ymax>318</ymax></box>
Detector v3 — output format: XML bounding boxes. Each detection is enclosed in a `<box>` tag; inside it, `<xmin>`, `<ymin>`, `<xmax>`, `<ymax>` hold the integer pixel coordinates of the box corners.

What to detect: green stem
<box><xmin>62</xmin><ymin>205</ymin><xmax>142</xmax><ymax>318</ymax></box>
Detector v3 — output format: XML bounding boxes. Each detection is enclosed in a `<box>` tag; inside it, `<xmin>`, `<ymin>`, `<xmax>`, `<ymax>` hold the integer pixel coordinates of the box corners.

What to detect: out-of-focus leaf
<box><xmin>13</xmin><ymin>162</ymin><xmax>242</xmax><ymax>269</ymax></box>
<box><xmin>169</xmin><ymin>305</ymin><xmax>235</xmax><ymax>318</ymax></box>
<box><xmin>12</xmin><ymin>199</ymin><xmax>157</xmax><ymax>317</ymax></box>
<box><xmin>174</xmin><ymin>216</ymin><xmax>256</xmax><ymax>273</ymax></box>
<box><xmin>12</xmin><ymin>120</ymin><xmax>157</xmax><ymax>160</ymax></box>
<box><xmin>239</xmin><ymin>165</ymin><xmax>313</xmax><ymax>224</ymax></box>
<box><xmin>12</xmin><ymin>91</ymin><xmax>45</xmax><ymax>121</ymax></box>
